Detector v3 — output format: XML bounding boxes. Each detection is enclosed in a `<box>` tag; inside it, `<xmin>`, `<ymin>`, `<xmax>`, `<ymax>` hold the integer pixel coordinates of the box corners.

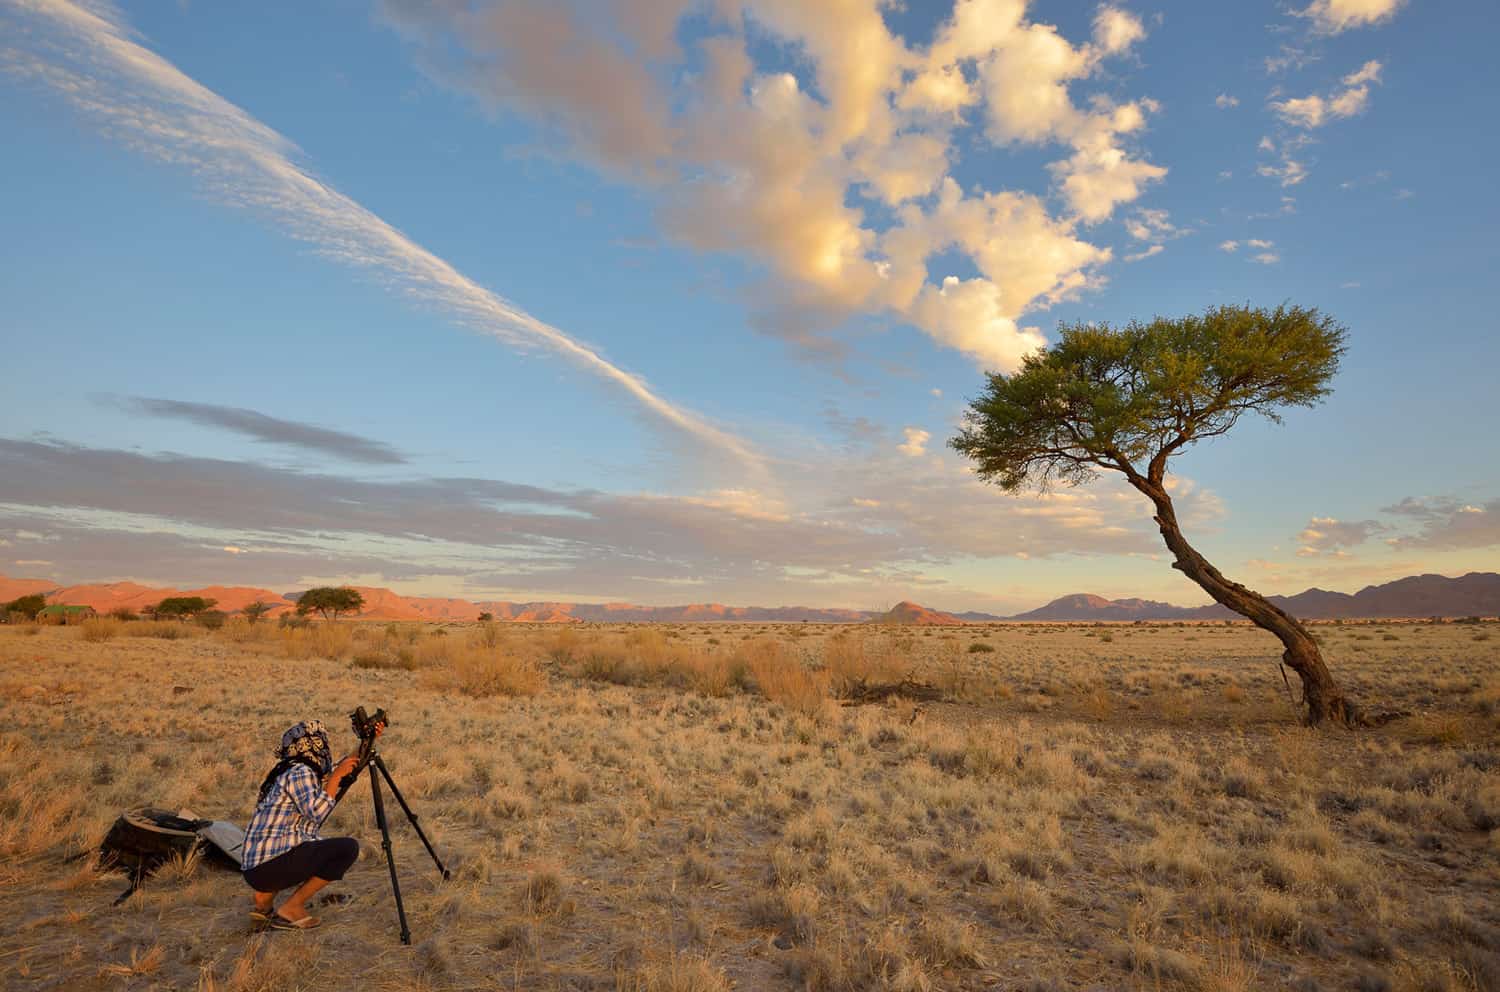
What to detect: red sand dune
<box><xmin>0</xmin><ymin>576</ymin><xmax>59</xmax><ymax>602</ymax></box>
<box><xmin>40</xmin><ymin>580</ymin><xmax>295</xmax><ymax>616</ymax></box>
<box><xmin>873</xmin><ymin>601</ymin><xmax>967</xmax><ymax>625</ymax></box>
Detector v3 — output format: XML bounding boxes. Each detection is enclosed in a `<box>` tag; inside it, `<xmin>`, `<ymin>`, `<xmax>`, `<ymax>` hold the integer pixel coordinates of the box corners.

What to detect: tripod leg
<box><xmin>369</xmin><ymin>764</ymin><xmax>412</xmax><ymax>945</ymax></box>
<box><xmin>372</xmin><ymin>755</ymin><xmax>451</xmax><ymax>880</ymax></box>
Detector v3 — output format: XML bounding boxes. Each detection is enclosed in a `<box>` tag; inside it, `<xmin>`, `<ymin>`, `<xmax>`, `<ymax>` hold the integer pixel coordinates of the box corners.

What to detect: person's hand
<box><xmin>328</xmin><ymin>754</ymin><xmax>359</xmax><ymax>783</ymax></box>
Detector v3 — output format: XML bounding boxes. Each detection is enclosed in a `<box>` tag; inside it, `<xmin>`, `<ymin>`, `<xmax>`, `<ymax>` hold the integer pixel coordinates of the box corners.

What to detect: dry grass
<box><xmin>78</xmin><ymin>617</ymin><xmax>122</xmax><ymax>642</ymax></box>
<box><xmin>2</xmin><ymin>618</ymin><xmax>1498</xmax><ymax>990</ymax></box>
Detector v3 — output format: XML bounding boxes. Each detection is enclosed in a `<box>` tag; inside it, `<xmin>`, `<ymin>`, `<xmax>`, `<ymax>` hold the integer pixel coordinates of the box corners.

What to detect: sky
<box><xmin>0</xmin><ymin>0</ymin><xmax>1496</xmax><ymax>614</ymax></box>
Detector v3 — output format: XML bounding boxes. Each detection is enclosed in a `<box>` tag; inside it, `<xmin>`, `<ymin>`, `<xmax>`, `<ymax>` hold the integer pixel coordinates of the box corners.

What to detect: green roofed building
<box><xmin>37</xmin><ymin>604</ymin><xmax>98</xmax><ymax>624</ymax></box>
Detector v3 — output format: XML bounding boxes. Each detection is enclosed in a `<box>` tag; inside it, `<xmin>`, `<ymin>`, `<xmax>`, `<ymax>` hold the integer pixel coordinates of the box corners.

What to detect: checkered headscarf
<box><xmin>256</xmin><ymin>719</ymin><xmax>333</xmax><ymax>805</ymax></box>
<box><xmin>277</xmin><ymin>720</ymin><xmax>332</xmax><ymax>776</ymax></box>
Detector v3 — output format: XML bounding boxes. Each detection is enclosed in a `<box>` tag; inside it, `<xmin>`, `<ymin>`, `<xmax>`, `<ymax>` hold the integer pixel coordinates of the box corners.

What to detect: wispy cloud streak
<box><xmin>114</xmin><ymin>396</ymin><xmax>408</xmax><ymax>464</ymax></box>
<box><xmin>0</xmin><ymin>0</ymin><xmax>761</xmax><ymax>471</ymax></box>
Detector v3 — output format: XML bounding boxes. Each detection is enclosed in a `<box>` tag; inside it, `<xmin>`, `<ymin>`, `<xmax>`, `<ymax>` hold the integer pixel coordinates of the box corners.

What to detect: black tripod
<box><xmin>336</xmin><ymin>710</ymin><xmax>450</xmax><ymax>945</ymax></box>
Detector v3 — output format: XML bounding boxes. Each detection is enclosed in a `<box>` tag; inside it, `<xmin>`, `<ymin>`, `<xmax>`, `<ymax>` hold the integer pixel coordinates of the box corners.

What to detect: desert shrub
<box><xmin>821</xmin><ymin>634</ymin><xmax>902</xmax><ymax>697</ymax></box>
<box><xmin>128</xmin><ymin>622</ymin><xmax>191</xmax><ymax>640</ymax></box>
<box><xmin>79</xmin><ymin>618</ymin><xmax>121</xmax><ymax>642</ymax></box>
<box><xmin>743</xmin><ymin>639</ymin><xmax>827</xmax><ymax>717</ymax></box>
<box><xmin>108</xmin><ymin>607</ymin><xmax>139</xmax><ymax>621</ymax></box>
<box><xmin>221</xmin><ymin>616</ymin><xmax>277</xmax><ymax>645</ymax></box>
<box><xmin>471</xmin><ymin>622</ymin><xmax>506</xmax><ymax>649</ymax></box>
<box><xmin>547</xmin><ymin>626</ymin><xmax>581</xmax><ymax>665</ymax></box>
<box><xmin>279</xmin><ymin>623</ymin><xmax>354</xmax><ymax>660</ymax></box>
<box><xmin>421</xmin><ymin>644</ymin><xmax>544</xmax><ymax>697</ymax></box>
<box><xmin>968</xmin><ymin>641</ymin><xmax>996</xmax><ymax>653</ymax></box>
<box><xmin>193</xmin><ymin>610</ymin><xmax>227</xmax><ymax>630</ymax></box>
<box><xmin>278</xmin><ymin>614</ymin><xmax>310</xmax><ymax>630</ymax></box>
<box><xmin>352</xmin><ymin>650</ymin><xmax>417</xmax><ymax>671</ymax></box>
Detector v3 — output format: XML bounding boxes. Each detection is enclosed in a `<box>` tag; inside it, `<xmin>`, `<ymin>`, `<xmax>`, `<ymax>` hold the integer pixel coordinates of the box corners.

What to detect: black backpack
<box><xmin>99</xmin><ymin>807</ymin><xmax>244</xmax><ymax>904</ymax></box>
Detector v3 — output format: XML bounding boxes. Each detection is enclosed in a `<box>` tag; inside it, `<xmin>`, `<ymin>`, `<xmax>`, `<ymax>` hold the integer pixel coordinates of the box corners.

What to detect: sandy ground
<box><xmin>1</xmin><ymin>618</ymin><xmax>1497</xmax><ymax>991</ymax></box>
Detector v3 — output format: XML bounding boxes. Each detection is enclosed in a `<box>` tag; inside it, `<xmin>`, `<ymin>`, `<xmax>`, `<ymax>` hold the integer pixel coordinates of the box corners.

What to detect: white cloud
<box><xmin>1218</xmin><ymin>240</ymin><xmax>1240</xmax><ymax>252</ymax></box>
<box><xmin>1295</xmin><ymin>516</ymin><xmax>1385</xmax><ymax>556</ymax></box>
<box><xmin>897</xmin><ymin>427</ymin><xmax>931</xmax><ymax>457</ymax></box>
<box><xmin>223</xmin><ymin>545</ymin><xmax>247</xmax><ymax>554</ymax></box>
<box><xmin>1124</xmin><ymin>206</ymin><xmax>1178</xmax><ymax>243</ymax></box>
<box><xmin>14</xmin><ymin>560</ymin><xmax>53</xmax><ymax>567</ymax></box>
<box><xmin>1246</xmin><ymin>239</ymin><xmax>1274</xmax><ymax>249</ymax></box>
<box><xmin>1257</xmin><ymin>156</ymin><xmax>1309</xmax><ymax>187</ymax></box>
<box><xmin>1301</xmin><ymin>0</ymin><xmax>1406</xmax><ymax>34</ymax></box>
<box><xmin>1215</xmin><ymin>93</ymin><xmax>1239</xmax><ymax>109</ymax></box>
<box><xmin>3</xmin><ymin>0</ymin><xmax>762</xmax><ymax>473</ymax></box>
<box><xmin>1123</xmin><ymin>244</ymin><xmax>1163</xmax><ymax>262</ymax></box>
<box><xmin>1251</xmin><ymin>252</ymin><xmax>1281</xmax><ymax>264</ymax></box>
<box><xmin>1272</xmin><ymin>60</ymin><xmax>1382</xmax><ymax>128</ymax></box>
<box><xmin>379</xmin><ymin>0</ymin><xmax>1163</xmax><ymax>369</ymax></box>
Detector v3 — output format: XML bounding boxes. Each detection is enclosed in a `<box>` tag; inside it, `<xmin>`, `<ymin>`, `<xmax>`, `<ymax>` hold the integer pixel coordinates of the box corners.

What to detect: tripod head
<box><xmin>335</xmin><ymin>706</ymin><xmax>388</xmax><ymax>800</ymax></box>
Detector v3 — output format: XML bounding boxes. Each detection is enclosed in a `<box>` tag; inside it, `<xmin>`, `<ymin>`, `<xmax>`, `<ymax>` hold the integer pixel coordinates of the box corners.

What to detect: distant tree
<box><xmin>108</xmin><ymin>607</ymin><xmax>140</xmax><ymax>621</ymax></box>
<box><xmin>296</xmin><ymin>587</ymin><xmax>365</xmax><ymax>621</ymax></box>
<box><xmin>155</xmin><ymin>596</ymin><xmax>217</xmax><ymax>620</ymax></box>
<box><xmin>241</xmin><ymin>600</ymin><xmax>273</xmax><ymax>624</ymax></box>
<box><xmin>3</xmin><ymin>594</ymin><xmax>48</xmax><ymax>621</ymax></box>
<box><xmin>478</xmin><ymin>612</ymin><xmax>494</xmax><ymax>622</ymax></box>
<box><xmin>194</xmin><ymin>609</ymin><xmax>228</xmax><ymax>630</ymax></box>
<box><xmin>952</xmin><ymin>304</ymin><xmax>1356</xmax><ymax>725</ymax></box>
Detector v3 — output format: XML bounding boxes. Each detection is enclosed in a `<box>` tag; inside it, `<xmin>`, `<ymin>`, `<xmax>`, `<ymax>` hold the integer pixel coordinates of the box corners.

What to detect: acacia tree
<box><xmin>296</xmin><ymin>586</ymin><xmax>364</xmax><ymax>621</ymax></box>
<box><xmin>242</xmin><ymin>600</ymin><xmax>273</xmax><ymax>624</ymax></box>
<box><xmin>952</xmin><ymin>304</ymin><xmax>1356</xmax><ymax>725</ymax></box>
<box><xmin>155</xmin><ymin>596</ymin><xmax>217</xmax><ymax>620</ymax></box>
<box><xmin>4</xmin><ymin>594</ymin><xmax>48</xmax><ymax>620</ymax></box>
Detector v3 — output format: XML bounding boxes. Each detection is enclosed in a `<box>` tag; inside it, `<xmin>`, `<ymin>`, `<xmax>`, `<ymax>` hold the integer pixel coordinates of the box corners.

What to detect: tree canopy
<box><xmin>951</xmin><ymin>304</ymin><xmax>1346</xmax><ymax>492</ymax></box>
<box><xmin>4</xmin><ymin>594</ymin><xmax>48</xmax><ymax>620</ymax></box>
<box><xmin>155</xmin><ymin>596</ymin><xmax>218</xmax><ymax>619</ymax></box>
<box><xmin>296</xmin><ymin>586</ymin><xmax>365</xmax><ymax>621</ymax></box>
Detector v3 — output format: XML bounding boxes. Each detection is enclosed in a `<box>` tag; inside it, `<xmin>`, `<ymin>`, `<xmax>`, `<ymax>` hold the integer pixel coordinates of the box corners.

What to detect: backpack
<box><xmin>99</xmin><ymin>807</ymin><xmax>246</xmax><ymax>904</ymax></box>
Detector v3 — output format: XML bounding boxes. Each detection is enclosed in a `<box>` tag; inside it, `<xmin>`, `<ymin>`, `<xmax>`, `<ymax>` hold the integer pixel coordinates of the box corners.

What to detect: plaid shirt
<box><xmin>241</xmin><ymin>764</ymin><xmax>335</xmax><ymax>871</ymax></box>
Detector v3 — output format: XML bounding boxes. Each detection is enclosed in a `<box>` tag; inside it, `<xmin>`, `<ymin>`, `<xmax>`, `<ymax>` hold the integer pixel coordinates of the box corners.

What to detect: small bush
<box><xmin>422</xmin><ymin>645</ymin><xmax>544</xmax><ymax>697</ymax></box>
<box><xmin>79</xmin><ymin>618</ymin><xmax>122</xmax><ymax>642</ymax></box>
<box><xmin>129</xmin><ymin>622</ymin><xmax>190</xmax><ymax>640</ymax></box>
<box><xmin>194</xmin><ymin>610</ymin><xmax>227</xmax><ymax>630</ymax></box>
<box><xmin>968</xmin><ymin>641</ymin><xmax>996</xmax><ymax>653</ymax></box>
<box><xmin>744</xmin><ymin>640</ymin><xmax>827</xmax><ymax>717</ymax></box>
<box><xmin>280</xmin><ymin>624</ymin><xmax>354</xmax><ymax>660</ymax></box>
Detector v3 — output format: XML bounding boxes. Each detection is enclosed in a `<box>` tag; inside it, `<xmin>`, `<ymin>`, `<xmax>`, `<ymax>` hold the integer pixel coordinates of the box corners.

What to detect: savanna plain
<box><xmin>2</xmin><ymin>616</ymin><xmax>1498</xmax><ymax>992</ymax></box>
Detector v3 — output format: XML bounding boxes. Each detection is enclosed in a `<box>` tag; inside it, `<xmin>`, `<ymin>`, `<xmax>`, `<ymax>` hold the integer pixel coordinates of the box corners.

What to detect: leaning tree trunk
<box><xmin>1133</xmin><ymin>479</ymin><xmax>1356</xmax><ymax>726</ymax></box>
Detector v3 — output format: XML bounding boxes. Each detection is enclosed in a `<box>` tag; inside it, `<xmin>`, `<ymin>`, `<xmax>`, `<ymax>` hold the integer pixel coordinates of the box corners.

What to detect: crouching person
<box><xmin>242</xmin><ymin>719</ymin><xmax>378</xmax><ymax>930</ymax></box>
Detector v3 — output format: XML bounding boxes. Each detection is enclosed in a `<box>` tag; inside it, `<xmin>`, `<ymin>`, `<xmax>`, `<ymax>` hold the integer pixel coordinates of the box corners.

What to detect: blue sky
<box><xmin>0</xmin><ymin>0</ymin><xmax>1495</xmax><ymax>612</ymax></box>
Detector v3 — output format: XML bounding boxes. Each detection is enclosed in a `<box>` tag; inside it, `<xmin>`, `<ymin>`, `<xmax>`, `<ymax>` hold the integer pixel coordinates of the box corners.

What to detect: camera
<box><xmin>351</xmin><ymin>705</ymin><xmax>389</xmax><ymax>741</ymax></box>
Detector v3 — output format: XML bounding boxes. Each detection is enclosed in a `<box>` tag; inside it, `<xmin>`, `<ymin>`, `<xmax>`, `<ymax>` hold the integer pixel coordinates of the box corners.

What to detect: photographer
<box><xmin>242</xmin><ymin>718</ymin><xmax>381</xmax><ymax>930</ymax></box>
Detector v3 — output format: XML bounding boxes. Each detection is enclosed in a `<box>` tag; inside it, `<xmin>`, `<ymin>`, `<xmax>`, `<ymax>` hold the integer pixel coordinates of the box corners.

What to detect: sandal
<box><xmin>268</xmin><ymin>912</ymin><xmax>321</xmax><ymax>931</ymax></box>
<box><xmin>249</xmin><ymin>906</ymin><xmax>275</xmax><ymax>923</ymax></box>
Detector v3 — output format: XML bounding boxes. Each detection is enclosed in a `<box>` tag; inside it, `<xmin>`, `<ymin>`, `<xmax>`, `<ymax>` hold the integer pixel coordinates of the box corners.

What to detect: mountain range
<box><xmin>2</xmin><ymin>571</ymin><xmax>1496</xmax><ymax>623</ymax></box>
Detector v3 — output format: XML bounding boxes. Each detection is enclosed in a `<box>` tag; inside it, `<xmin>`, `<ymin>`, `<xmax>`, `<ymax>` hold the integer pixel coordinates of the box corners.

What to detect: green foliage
<box><xmin>478</xmin><ymin>612</ymin><xmax>494</xmax><ymax>622</ymax></box>
<box><xmin>968</xmin><ymin>642</ymin><xmax>996</xmax><ymax>653</ymax></box>
<box><xmin>3</xmin><ymin>594</ymin><xmax>47</xmax><ymax>620</ymax></box>
<box><xmin>194</xmin><ymin>609</ymin><xmax>228</xmax><ymax>630</ymax></box>
<box><xmin>153</xmin><ymin>596</ymin><xmax>217</xmax><ymax>619</ymax></box>
<box><xmin>295</xmin><ymin>586</ymin><xmax>365</xmax><ymax>621</ymax></box>
<box><xmin>951</xmin><ymin>304</ymin><xmax>1346</xmax><ymax>490</ymax></box>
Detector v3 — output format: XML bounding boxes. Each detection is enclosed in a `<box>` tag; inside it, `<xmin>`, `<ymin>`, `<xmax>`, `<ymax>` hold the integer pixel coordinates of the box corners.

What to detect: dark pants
<box><xmin>243</xmin><ymin>837</ymin><xmax>359</xmax><ymax>893</ymax></box>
